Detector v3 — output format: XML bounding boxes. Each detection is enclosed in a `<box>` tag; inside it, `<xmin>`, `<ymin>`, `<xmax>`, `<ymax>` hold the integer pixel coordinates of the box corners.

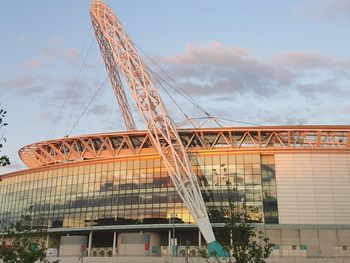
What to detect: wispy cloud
<box><xmin>162</xmin><ymin>41</ymin><xmax>293</xmax><ymax>97</ymax></box>
<box><xmin>271</xmin><ymin>51</ymin><xmax>350</xmax><ymax>70</ymax></box>
<box><xmin>0</xmin><ymin>75</ymin><xmax>49</xmax><ymax>96</ymax></box>
<box><xmin>152</xmin><ymin>41</ymin><xmax>350</xmax><ymax>126</ymax></box>
<box><xmin>161</xmin><ymin>41</ymin><xmax>349</xmax><ymax>99</ymax></box>
<box><xmin>21</xmin><ymin>36</ymin><xmax>81</xmax><ymax>69</ymax></box>
<box><xmin>22</xmin><ymin>59</ymin><xmax>44</xmax><ymax>70</ymax></box>
<box><xmin>297</xmin><ymin>0</ymin><xmax>350</xmax><ymax>20</ymax></box>
<box><xmin>43</xmin><ymin>47</ymin><xmax>80</xmax><ymax>65</ymax></box>
<box><xmin>0</xmin><ymin>76</ymin><xmax>35</xmax><ymax>89</ymax></box>
<box><xmin>88</xmin><ymin>104</ymin><xmax>113</xmax><ymax>115</ymax></box>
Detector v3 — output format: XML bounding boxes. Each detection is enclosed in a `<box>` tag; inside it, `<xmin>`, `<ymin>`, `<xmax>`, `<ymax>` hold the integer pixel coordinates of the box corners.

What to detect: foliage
<box><xmin>0</xmin><ymin>215</ymin><xmax>48</xmax><ymax>263</ymax></box>
<box><xmin>216</xmin><ymin>187</ymin><xmax>274</xmax><ymax>263</ymax></box>
<box><xmin>0</xmin><ymin>108</ymin><xmax>10</xmax><ymax>167</ymax></box>
<box><xmin>223</xmin><ymin>205</ymin><xmax>273</xmax><ymax>262</ymax></box>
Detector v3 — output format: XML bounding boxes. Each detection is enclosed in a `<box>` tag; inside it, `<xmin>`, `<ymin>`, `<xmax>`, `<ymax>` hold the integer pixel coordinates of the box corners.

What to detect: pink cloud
<box><xmin>297</xmin><ymin>0</ymin><xmax>350</xmax><ymax>20</ymax></box>
<box><xmin>159</xmin><ymin>41</ymin><xmax>349</xmax><ymax>99</ymax></box>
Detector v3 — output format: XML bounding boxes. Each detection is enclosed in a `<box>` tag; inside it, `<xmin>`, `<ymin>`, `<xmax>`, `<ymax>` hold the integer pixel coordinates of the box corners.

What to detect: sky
<box><xmin>0</xmin><ymin>0</ymin><xmax>350</xmax><ymax>174</ymax></box>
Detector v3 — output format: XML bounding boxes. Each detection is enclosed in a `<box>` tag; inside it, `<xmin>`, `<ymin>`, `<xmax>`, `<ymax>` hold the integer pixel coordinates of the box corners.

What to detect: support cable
<box><xmin>217</xmin><ymin>117</ymin><xmax>262</xmax><ymax>127</ymax></box>
<box><xmin>135</xmin><ymin>42</ymin><xmax>261</xmax><ymax>127</ymax></box>
<box><xmin>66</xmin><ymin>77</ymin><xmax>109</xmax><ymax>136</ymax></box>
<box><xmin>150</xmin><ymin>71</ymin><xmax>189</xmax><ymax>119</ymax></box>
<box><xmin>46</xmin><ymin>27</ymin><xmax>93</xmax><ymax>139</ymax></box>
<box><xmin>63</xmin><ymin>38</ymin><xmax>96</xmax><ymax>135</ymax></box>
<box><xmin>132</xmin><ymin>41</ymin><xmax>210</xmax><ymax>116</ymax></box>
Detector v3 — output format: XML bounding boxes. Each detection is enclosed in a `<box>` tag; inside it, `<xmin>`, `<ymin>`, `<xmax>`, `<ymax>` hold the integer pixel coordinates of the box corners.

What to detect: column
<box><xmin>112</xmin><ymin>232</ymin><xmax>117</xmax><ymax>256</ymax></box>
<box><xmin>168</xmin><ymin>230</ymin><xmax>171</xmax><ymax>256</ymax></box>
<box><xmin>88</xmin><ymin>231</ymin><xmax>93</xmax><ymax>256</ymax></box>
<box><xmin>198</xmin><ymin>230</ymin><xmax>201</xmax><ymax>248</ymax></box>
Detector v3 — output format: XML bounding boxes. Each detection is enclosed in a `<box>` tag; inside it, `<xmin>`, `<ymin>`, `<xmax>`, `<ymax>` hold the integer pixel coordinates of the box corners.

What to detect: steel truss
<box><xmin>91</xmin><ymin>11</ymin><xmax>136</xmax><ymax>131</ymax></box>
<box><xmin>20</xmin><ymin>126</ymin><xmax>350</xmax><ymax>168</ymax></box>
<box><xmin>89</xmin><ymin>0</ymin><xmax>215</xmax><ymax>243</ymax></box>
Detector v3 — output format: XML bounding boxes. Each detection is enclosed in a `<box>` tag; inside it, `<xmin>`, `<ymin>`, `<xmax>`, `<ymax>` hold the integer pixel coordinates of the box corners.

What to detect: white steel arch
<box><xmin>91</xmin><ymin>6</ymin><xmax>136</xmax><ymax>131</ymax></box>
<box><xmin>90</xmin><ymin>0</ymin><xmax>216</xmax><ymax>244</ymax></box>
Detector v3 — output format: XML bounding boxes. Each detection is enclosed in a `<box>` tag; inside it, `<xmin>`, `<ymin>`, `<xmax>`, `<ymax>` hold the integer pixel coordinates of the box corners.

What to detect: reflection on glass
<box><xmin>0</xmin><ymin>153</ymin><xmax>279</xmax><ymax>228</ymax></box>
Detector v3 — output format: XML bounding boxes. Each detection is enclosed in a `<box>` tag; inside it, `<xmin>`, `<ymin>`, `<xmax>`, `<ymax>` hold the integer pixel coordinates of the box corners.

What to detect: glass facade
<box><xmin>0</xmin><ymin>153</ymin><xmax>278</xmax><ymax>228</ymax></box>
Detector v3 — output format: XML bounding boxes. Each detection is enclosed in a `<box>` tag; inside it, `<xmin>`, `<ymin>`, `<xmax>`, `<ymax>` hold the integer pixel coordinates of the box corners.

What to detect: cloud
<box><xmin>88</xmin><ymin>104</ymin><xmax>112</xmax><ymax>115</ymax></box>
<box><xmin>161</xmin><ymin>41</ymin><xmax>349</xmax><ymax>100</ymax></box>
<box><xmin>21</xmin><ymin>36</ymin><xmax>81</xmax><ymax>69</ymax></box>
<box><xmin>162</xmin><ymin>41</ymin><xmax>294</xmax><ymax>97</ymax></box>
<box><xmin>0</xmin><ymin>76</ymin><xmax>35</xmax><ymax>90</ymax></box>
<box><xmin>297</xmin><ymin>0</ymin><xmax>350</xmax><ymax>20</ymax></box>
<box><xmin>22</xmin><ymin>59</ymin><xmax>43</xmax><ymax>70</ymax></box>
<box><xmin>19</xmin><ymin>85</ymin><xmax>46</xmax><ymax>96</ymax></box>
<box><xmin>271</xmin><ymin>52</ymin><xmax>331</xmax><ymax>69</ymax></box>
<box><xmin>0</xmin><ymin>76</ymin><xmax>48</xmax><ymax>96</ymax></box>
<box><xmin>43</xmin><ymin>47</ymin><xmax>80</xmax><ymax>64</ymax></box>
<box><xmin>271</xmin><ymin>51</ymin><xmax>350</xmax><ymax>70</ymax></box>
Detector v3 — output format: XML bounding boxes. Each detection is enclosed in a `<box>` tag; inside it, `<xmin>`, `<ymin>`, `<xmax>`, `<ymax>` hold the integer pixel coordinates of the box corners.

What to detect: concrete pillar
<box><xmin>88</xmin><ymin>231</ymin><xmax>93</xmax><ymax>256</ymax></box>
<box><xmin>46</xmin><ymin>234</ymin><xmax>49</xmax><ymax>248</ymax></box>
<box><xmin>112</xmin><ymin>232</ymin><xmax>117</xmax><ymax>256</ymax></box>
<box><xmin>168</xmin><ymin>230</ymin><xmax>171</xmax><ymax>256</ymax></box>
<box><xmin>198</xmin><ymin>230</ymin><xmax>201</xmax><ymax>248</ymax></box>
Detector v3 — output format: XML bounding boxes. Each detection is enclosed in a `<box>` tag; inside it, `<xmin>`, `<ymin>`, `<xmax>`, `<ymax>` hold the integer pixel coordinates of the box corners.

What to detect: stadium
<box><xmin>1</xmin><ymin>125</ymin><xmax>350</xmax><ymax>260</ymax></box>
<box><xmin>1</xmin><ymin>0</ymin><xmax>350</xmax><ymax>262</ymax></box>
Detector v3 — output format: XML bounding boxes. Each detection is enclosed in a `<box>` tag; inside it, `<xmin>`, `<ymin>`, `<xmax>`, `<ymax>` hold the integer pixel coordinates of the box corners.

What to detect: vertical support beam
<box><xmin>316</xmin><ymin>131</ymin><xmax>321</xmax><ymax>148</ymax></box>
<box><xmin>347</xmin><ymin>132</ymin><xmax>350</xmax><ymax>149</ymax></box>
<box><xmin>168</xmin><ymin>230</ymin><xmax>171</xmax><ymax>256</ymax></box>
<box><xmin>198</xmin><ymin>230</ymin><xmax>202</xmax><ymax>248</ymax></box>
<box><xmin>258</xmin><ymin>131</ymin><xmax>262</xmax><ymax>148</ymax></box>
<box><xmin>88</xmin><ymin>231</ymin><xmax>93</xmax><ymax>257</ymax></box>
<box><xmin>112</xmin><ymin>232</ymin><xmax>117</xmax><ymax>256</ymax></box>
<box><xmin>46</xmin><ymin>234</ymin><xmax>49</xmax><ymax>248</ymax></box>
<box><xmin>287</xmin><ymin>131</ymin><xmax>291</xmax><ymax>147</ymax></box>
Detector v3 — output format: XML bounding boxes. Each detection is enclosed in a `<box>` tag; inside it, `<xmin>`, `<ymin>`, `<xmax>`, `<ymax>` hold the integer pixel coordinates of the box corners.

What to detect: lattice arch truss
<box><xmin>19</xmin><ymin>126</ymin><xmax>350</xmax><ymax>169</ymax></box>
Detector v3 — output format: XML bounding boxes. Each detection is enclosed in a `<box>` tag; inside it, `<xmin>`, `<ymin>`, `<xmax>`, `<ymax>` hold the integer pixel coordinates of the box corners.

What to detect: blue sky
<box><xmin>1</xmin><ymin>0</ymin><xmax>350</xmax><ymax>174</ymax></box>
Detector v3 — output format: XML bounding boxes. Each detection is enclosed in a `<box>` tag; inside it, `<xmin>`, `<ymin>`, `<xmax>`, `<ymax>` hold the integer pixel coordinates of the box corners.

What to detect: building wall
<box><xmin>0</xmin><ymin>153</ymin><xmax>278</xmax><ymax>229</ymax></box>
<box><xmin>275</xmin><ymin>153</ymin><xmax>350</xmax><ymax>224</ymax></box>
<box><xmin>59</xmin><ymin>235</ymin><xmax>87</xmax><ymax>256</ymax></box>
<box><xmin>266</xmin><ymin>227</ymin><xmax>350</xmax><ymax>258</ymax></box>
<box><xmin>117</xmin><ymin>232</ymin><xmax>161</xmax><ymax>256</ymax></box>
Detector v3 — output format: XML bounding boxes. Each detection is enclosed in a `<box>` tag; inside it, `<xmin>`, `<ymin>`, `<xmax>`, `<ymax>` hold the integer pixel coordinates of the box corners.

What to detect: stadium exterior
<box><xmin>1</xmin><ymin>125</ymin><xmax>350</xmax><ymax>260</ymax></box>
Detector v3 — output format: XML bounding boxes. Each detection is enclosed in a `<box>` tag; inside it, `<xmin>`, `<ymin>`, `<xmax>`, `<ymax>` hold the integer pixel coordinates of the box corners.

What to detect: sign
<box><xmin>300</xmin><ymin>245</ymin><xmax>307</xmax><ymax>250</ymax></box>
<box><xmin>170</xmin><ymin>238</ymin><xmax>177</xmax><ymax>246</ymax></box>
<box><xmin>144</xmin><ymin>243</ymin><xmax>150</xmax><ymax>251</ymax></box>
<box><xmin>151</xmin><ymin>246</ymin><xmax>158</xmax><ymax>253</ymax></box>
<box><xmin>272</xmin><ymin>244</ymin><xmax>279</xmax><ymax>250</ymax></box>
<box><xmin>80</xmin><ymin>244</ymin><xmax>87</xmax><ymax>252</ymax></box>
<box><xmin>31</xmin><ymin>243</ymin><xmax>38</xmax><ymax>252</ymax></box>
<box><xmin>47</xmin><ymin>248</ymin><xmax>58</xmax><ymax>257</ymax></box>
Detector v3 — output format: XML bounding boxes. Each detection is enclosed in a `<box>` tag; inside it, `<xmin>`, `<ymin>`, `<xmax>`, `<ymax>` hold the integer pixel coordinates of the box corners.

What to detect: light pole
<box><xmin>0</xmin><ymin>219</ymin><xmax>4</xmax><ymax>244</ymax></box>
<box><xmin>170</xmin><ymin>213</ymin><xmax>177</xmax><ymax>257</ymax></box>
<box><xmin>87</xmin><ymin>215</ymin><xmax>97</xmax><ymax>257</ymax></box>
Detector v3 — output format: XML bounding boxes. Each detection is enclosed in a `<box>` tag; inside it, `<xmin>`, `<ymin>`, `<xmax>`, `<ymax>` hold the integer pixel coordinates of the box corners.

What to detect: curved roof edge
<box><xmin>18</xmin><ymin>125</ymin><xmax>350</xmax><ymax>169</ymax></box>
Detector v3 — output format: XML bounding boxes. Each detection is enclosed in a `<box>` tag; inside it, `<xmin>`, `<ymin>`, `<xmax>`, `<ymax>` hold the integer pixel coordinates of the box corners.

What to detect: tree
<box><xmin>0</xmin><ymin>215</ymin><xmax>48</xmax><ymax>263</ymax></box>
<box><xmin>213</xmin><ymin>187</ymin><xmax>274</xmax><ymax>263</ymax></box>
<box><xmin>200</xmin><ymin>187</ymin><xmax>273</xmax><ymax>262</ymax></box>
<box><xmin>0</xmin><ymin>108</ymin><xmax>10</xmax><ymax>167</ymax></box>
<box><xmin>222</xmin><ymin>204</ymin><xmax>273</xmax><ymax>262</ymax></box>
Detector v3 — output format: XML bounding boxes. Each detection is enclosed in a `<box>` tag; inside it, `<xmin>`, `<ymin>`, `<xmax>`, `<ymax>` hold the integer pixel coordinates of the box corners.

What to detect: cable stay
<box><xmin>46</xmin><ymin>27</ymin><xmax>94</xmax><ymax>139</ymax></box>
<box><xmin>133</xmin><ymin>42</ymin><xmax>209</xmax><ymax>114</ymax></box>
<box><xmin>134</xmin><ymin>42</ymin><xmax>257</xmax><ymax>129</ymax></box>
<box><xmin>66</xmin><ymin>77</ymin><xmax>109</xmax><ymax>136</ymax></box>
<box><xmin>63</xmin><ymin>38</ymin><xmax>97</xmax><ymax>135</ymax></box>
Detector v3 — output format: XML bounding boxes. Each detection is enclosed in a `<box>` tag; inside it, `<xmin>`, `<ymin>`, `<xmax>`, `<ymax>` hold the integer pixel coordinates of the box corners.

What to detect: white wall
<box><xmin>117</xmin><ymin>232</ymin><xmax>161</xmax><ymax>256</ymax></box>
<box><xmin>59</xmin><ymin>236</ymin><xmax>87</xmax><ymax>257</ymax></box>
<box><xmin>275</xmin><ymin>153</ymin><xmax>350</xmax><ymax>225</ymax></box>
